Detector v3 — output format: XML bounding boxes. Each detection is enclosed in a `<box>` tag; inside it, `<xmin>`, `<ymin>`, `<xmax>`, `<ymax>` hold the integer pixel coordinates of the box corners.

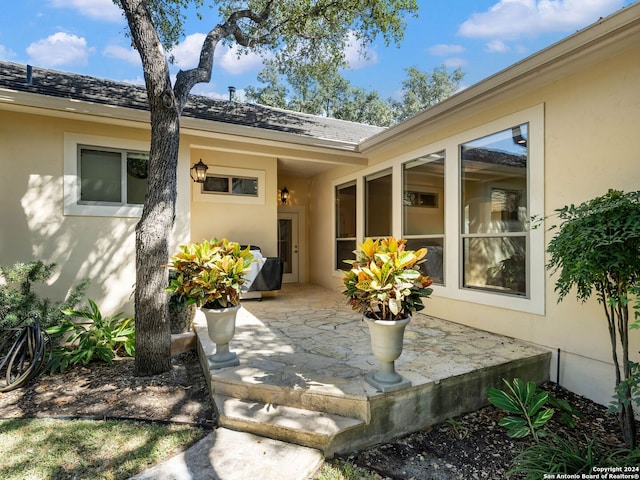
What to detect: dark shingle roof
<box><xmin>0</xmin><ymin>61</ymin><xmax>383</xmax><ymax>145</ymax></box>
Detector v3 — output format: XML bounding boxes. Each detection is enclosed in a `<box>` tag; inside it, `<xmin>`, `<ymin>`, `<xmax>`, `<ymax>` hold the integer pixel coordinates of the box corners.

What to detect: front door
<box><xmin>278</xmin><ymin>212</ymin><xmax>299</xmax><ymax>283</ymax></box>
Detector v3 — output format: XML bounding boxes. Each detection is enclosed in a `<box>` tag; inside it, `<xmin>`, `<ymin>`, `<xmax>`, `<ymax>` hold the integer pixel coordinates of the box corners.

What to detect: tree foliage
<box><xmin>113</xmin><ymin>0</ymin><xmax>418</xmax><ymax>375</ymax></box>
<box><xmin>245</xmin><ymin>62</ymin><xmax>397</xmax><ymax>125</ymax></box>
<box><xmin>546</xmin><ymin>189</ymin><xmax>640</xmax><ymax>448</ymax></box>
<box><xmin>393</xmin><ymin>65</ymin><xmax>465</xmax><ymax>122</ymax></box>
<box><xmin>245</xmin><ymin>62</ymin><xmax>464</xmax><ymax>126</ymax></box>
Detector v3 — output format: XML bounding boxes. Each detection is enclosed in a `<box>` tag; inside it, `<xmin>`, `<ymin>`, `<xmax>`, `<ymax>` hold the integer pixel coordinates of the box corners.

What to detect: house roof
<box><xmin>0</xmin><ymin>61</ymin><xmax>383</xmax><ymax>147</ymax></box>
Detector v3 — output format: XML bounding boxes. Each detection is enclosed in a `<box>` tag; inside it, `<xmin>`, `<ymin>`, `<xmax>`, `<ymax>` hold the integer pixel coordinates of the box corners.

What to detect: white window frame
<box><xmin>64</xmin><ymin>133</ymin><xmax>150</xmax><ymax>217</ymax></box>
<box><xmin>331</xmin><ymin>104</ymin><xmax>545</xmax><ymax>315</ymax></box>
<box><xmin>193</xmin><ymin>165</ymin><xmax>265</xmax><ymax>205</ymax></box>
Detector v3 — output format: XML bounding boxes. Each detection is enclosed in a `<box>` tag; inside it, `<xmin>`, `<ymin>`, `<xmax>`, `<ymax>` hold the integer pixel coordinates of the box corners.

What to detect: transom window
<box><xmin>202</xmin><ymin>175</ymin><xmax>258</xmax><ymax>197</ymax></box>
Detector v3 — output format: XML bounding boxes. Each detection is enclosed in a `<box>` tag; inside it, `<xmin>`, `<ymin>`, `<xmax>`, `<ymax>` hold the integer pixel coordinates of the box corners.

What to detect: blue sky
<box><xmin>0</xmin><ymin>0</ymin><xmax>635</xmax><ymax>101</ymax></box>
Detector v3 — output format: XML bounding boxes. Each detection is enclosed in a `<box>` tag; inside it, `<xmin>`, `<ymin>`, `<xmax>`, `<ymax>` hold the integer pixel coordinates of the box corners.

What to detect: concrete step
<box><xmin>214</xmin><ymin>395</ymin><xmax>365</xmax><ymax>457</ymax></box>
<box><xmin>208</xmin><ymin>368</ymin><xmax>371</xmax><ymax>422</ymax></box>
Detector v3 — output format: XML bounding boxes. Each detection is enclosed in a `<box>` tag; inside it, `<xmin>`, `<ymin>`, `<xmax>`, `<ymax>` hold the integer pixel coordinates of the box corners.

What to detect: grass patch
<box><xmin>0</xmin><ymin>418</ymin><xmax>206</xmax><ymax>480</ymax></box>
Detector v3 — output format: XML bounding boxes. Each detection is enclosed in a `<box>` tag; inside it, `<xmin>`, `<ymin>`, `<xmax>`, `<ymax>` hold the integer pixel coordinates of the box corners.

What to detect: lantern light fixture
<box><xmin>280</xmin><ymin>186</ymin><xmax>290</xmax><ymax>204</ymax></box>
<box><xmin>190</xmin><ymin>159</ymin><xmax>208</xmax><ymax>183</ymax></box>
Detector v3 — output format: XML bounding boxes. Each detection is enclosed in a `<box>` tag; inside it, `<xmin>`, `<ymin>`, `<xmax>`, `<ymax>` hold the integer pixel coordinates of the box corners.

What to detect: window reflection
<box><xmin>460</xmin><ymin>125</ymin><xmax>528</xmax><ymax>296</ymax></box>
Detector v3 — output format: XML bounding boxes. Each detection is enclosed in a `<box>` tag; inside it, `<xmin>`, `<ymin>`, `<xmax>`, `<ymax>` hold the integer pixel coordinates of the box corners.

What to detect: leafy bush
<box><xmin>546</xmin><ymin>189</ymin><xmax>640</xmax><ymax>448</ymax></box>
<box><xmin>487</xmin><ymin>378</ymin><xmax>582</xmax><ymax>442</ymax></box>
<box><xmin>46</xmin><ymin>299</ymin><xmax>135</xmax><ymax>373</ymax></box>
<box><xmin>0</xmin><ymin>261</ymin><xmax>88</xmax><ymax>329</ymax></box>
<box><xmin>509</xmin><ymin>433</ymin><xmax>640</xmax><ymax>479</ymax></box>
<box><xmin>508</xmin><ymin>433</ymin><xmax>605</xmax><ymax>479</ymax></box>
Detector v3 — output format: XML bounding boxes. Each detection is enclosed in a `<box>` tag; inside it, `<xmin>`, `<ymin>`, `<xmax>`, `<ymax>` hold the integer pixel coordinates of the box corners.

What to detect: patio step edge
<box><xmin>213</xmin><ymin>394</ymin><xmax>365</xmax><ymax>457</ymax></box>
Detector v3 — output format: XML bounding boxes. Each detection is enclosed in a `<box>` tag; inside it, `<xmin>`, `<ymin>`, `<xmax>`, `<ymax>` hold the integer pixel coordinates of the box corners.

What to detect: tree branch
<box><xmin>173</xmin><ymin>6</ymin><xmax>273</xmax><ymax>111</ymax></box>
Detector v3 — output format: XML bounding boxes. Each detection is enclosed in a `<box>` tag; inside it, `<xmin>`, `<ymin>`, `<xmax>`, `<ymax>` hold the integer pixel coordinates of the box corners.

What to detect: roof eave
<box><xmin>0</xmin><ymin>87</ymin><xmax>363</xmax><ymax>153</ymax></box>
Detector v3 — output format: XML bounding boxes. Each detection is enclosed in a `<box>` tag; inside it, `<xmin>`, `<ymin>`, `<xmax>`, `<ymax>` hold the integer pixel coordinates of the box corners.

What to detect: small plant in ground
<box><xmin>446</xmin><ymin>417</ymin><xmax>470</xmax><ymax>439</ymax></box>
<box><xmin>487</xmin><ymin>378</ymin><xmax>581</xmax><ymax>442</ymax></box>
<box><xmin>46</xmin><ymin>299</ymin><xmax>135</xmax><ymax>373</ymax></box>
<box><xmin>0</xmin><ymin>261</ymin><xmax>88</xmax><ymax>329</ymax></box>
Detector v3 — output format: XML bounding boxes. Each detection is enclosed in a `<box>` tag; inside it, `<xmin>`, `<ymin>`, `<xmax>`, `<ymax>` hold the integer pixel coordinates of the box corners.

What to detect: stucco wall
<box><xmin>0</xmin><ymin>110</ymin><xmax>191</xmax><ymax>316</ymax></box>
<box><xmin>188</xmin><ymin>146</ymin><xmax>278</xmax><ymax>257</ymax></box>
<box><xmin>309</xmin><ymin>44</ymin><xmax>640</xmax><ymax>406</ymax></box>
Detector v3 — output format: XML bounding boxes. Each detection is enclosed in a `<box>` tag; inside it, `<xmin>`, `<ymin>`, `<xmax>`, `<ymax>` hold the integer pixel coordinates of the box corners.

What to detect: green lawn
<box><xmin>0</xmin><ymin>418</ymin><xmax>206</xmax><ymax>480</ymax></box>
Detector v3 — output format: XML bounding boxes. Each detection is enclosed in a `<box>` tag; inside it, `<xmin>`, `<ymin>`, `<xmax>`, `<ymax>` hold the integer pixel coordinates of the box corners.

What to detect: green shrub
<box><xmin>46</xmin><ymin>299</ymin><xmax>135</xmax><ymax>373</ymax></box>
<box><xmin>510</xmin><ymin>433</ymin><xmax>640</xmax><ymax>479</ymax></box>
<box><xmin>0</xmin><ymin>261</ymin><xmax>88</xmax><ymax>329</ymax></box>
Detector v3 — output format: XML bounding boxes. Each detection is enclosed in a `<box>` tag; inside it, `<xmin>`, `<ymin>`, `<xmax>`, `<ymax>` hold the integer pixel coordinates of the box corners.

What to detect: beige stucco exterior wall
<box><xmin>309</xmin><ymin>44</ymin><xmax>640</xmax><ymax>406</ymax></box>
<box><xmin>188</xmin><ymin>146</ymin><xmax>278</xmax><ymax>257</ymax></box>
<box><xmin>0</xmin><ymin>110</ymin><xmax>191</xmax><ymax>316</ymax></box>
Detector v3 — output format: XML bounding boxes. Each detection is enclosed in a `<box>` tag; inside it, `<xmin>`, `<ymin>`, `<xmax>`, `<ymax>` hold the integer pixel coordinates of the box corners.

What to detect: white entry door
<box><xmin>278</xmin><ymin>212</ymin><xmax>299</xmax><ymax>283</ymax></box>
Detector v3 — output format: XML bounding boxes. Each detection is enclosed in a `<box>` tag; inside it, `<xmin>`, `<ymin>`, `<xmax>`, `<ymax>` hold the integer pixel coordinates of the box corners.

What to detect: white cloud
<box><xmin>50</xmin><ymin>0</ymin><xmax>122</xmax><ymax>23</ymax></box>
<box><xmin>27</xmin><ymin>32</ymin><xmax>94</xmax><ymax>67</ymax></box>
<box><xmin>444</xmin><ymin>57</ymin><xmax>468</xmax><ymax>68</ymax></box>
<box><xmin>103</xmin><ymin>44</ymin><xmax>140</xmax><ymax>65</ymax></box>
<box><xmin>486</xmin><ymin>39</ymin><xmax>510</xmax><ymax>53</ymax></box>
<box><xmin>217</xmin><ymin>45</ymin><xmax>267</xmax><ymax>75</ymax></box>
<box><xmin>458</xmin><ymin>0</ymin><xmax>624</xmax><ymax>39</ymax></box>
<box><xmin>344</xmin><ymin>32</ymin><xmax>378</xmax><ymax>69</ymax></box>
<box><xmin>429</xmin><ymin>44</ymin><xmax>465</xmax><ymax>56</ymax></box>
<box><xmin>170</xmin><ymin>33</ymin><xmax>206</xmax><ymax>69</ymax></box>
<box><xmin>0</xmin><ymin>44</ymin><xmax>17</xmax><ymax>60</ymax></box>
<box><xmin>170</xmin><ymin>35</ymin><xmax>266</xmax><ymax>75</ymax></box>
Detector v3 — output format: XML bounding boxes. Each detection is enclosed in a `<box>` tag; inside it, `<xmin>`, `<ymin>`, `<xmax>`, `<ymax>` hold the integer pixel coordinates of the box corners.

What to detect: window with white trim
<box><xmin>64</xmin><ymin>133</ymin><xmax>150</xmax><ymax>217</ymax></box>
<box><xmin>193</xmin><ymin>165</ymin><xmax>265</xmax><ymax>205</ymax></box>
<box><xmin>201</xmin><ymin>174</ymin><xmax>258</xmax><ymax>197</ymax></box>
<box><xmin>335</xmin><ymin>181</ymin><xmax>357</xmax><ymax>270</ymax></box>
<box><xmin>333</xmin><ymin>105</ymin><xmax>544</xmax><ymax>313</ymax></box>
<box><xmin>78</xmin><ymin>147</ymin><xmax>148</xmax><ymax>206</ymax></box>
<box><xmin>402</xmin><ymin>151</ymin><xmax>445</xmax><ymax>285</ymax></box>
<box><xmin>365</xmin><ymin>169</ymin><xmax>392</xmax><ymax>238</ymax></box>
<box><xmin>460</xmin><ymin>124</ymin><xmax>528</xmax><ymax>297</ymax></box>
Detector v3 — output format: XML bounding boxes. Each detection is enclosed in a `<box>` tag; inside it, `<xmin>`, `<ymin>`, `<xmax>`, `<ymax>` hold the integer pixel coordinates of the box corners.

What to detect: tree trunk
<box><xmin>119</xmin><ymin>0</ymin><xmax>180</xmax><ymax>376</ymax></box>
<box><xmin>134</xmin><ymin>105</ymin><xmax>179</xmax><ymax>375</ymax></box>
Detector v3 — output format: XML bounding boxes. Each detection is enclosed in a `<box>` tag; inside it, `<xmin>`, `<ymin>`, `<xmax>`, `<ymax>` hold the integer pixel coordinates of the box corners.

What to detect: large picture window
<box><xmin>403</xmin><ymin>151</ymin><xmax>445</xmax><ymax>284</ymax></box>
<box><xmin>460</xmin><ymin>124</ymin><xmax>528</xmax><ymax>296</ymax></box>
<box><xmin>335</xmin><ymin>181</ymin><xmax>357</xmax><ymax>270</ymax></box>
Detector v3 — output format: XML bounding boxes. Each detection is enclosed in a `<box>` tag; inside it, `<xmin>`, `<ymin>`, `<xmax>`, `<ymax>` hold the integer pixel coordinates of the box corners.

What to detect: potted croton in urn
<box><xmin>166</xmin><ymin>238</ymin><xmax>254</xmax><ymax>369</ymax></box>
<box><xmin>342</xmin><ymin>237</ymin><xmax>433</xmax><ymax>392</ymax></box>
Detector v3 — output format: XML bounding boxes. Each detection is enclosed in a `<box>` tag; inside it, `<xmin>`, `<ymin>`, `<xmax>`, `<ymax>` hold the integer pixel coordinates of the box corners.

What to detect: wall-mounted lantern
<box><xmin>190</xmin><ymin>159</ymin><xmax>208</xmax><ymax>183</ymax></box>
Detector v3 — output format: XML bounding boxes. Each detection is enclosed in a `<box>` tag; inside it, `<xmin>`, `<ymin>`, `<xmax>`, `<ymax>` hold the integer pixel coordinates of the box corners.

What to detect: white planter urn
<box><xmin>364</xmin><ymin>314</ymin><xmax>412</xmax><ymax>392</ymax></box>
<box><xmin>202</xmin><ymin>304</ymin><xmax>241</xmax><ymax>369</ymax></box>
